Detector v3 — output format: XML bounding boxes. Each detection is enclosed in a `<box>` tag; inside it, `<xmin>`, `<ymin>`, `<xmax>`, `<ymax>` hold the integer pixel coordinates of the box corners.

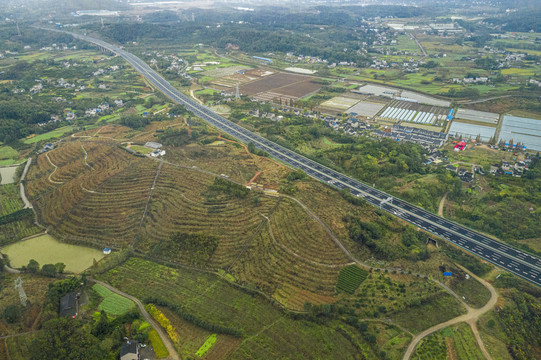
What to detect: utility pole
<box><xmin>16</xmin><ymin>21</ymin><xmax>21</xmax><ymax>36</ymax></box>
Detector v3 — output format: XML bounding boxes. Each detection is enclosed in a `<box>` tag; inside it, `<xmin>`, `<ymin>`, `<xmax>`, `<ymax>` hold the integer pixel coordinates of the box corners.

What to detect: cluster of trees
<box><xmin>246</xmin><ymin>142</ymin><xmax>269</xmax><ymax>157</ymax></box>
<box><xmin>286</xmin><ymin>169</ymin><xmax>307</xmax><ymax>182</ymax></box>
<box><xmin>322</xmin><ymin>138</ymin><xmax>426</xmax><ymax>184</ymax></box>
<box><xmin>440</xmin><ymin>87</ymin><xmax>480</xmax><ymax>99</ymax></box>
<box><xmin>24</xmin><ymin>259</ymin><xmax>65</xmax><ymax>278</ymax></box>
<box><xmin>0</xmin><ymin>97</ymin><xmax>62</xmax><ymax>143</ymax></box>
<box><xmin>206</xmin><ymin>177</ymin><xmax>250</xmax><ymax>199</ymax></box>
<box><xmin>496</xmin><ymin>288</ymin><xmax>541</xmax><ymax>359</ymax></box>
<box><xmin>474</xmin><ymin>57</ymin><xmax>499</xmax><ymax>70</ymax></box>
<box><xmin>156</xmin><ymin>126</ymin><xmax>205</xmax><ymax>147</ymax></box>
<box><xmin>489</xmin><ymin>9</ymin><xmax>541</xmax><ymax>33</ymax></box>
<box><xmin>0</xmin><ymin>208</ymin><xmax>33</xmax><ymax>226</ymax></box>
<box><xmin>119</xmin><ymin>114</ymin><xmax>163</xmax><ymax>129</ymax></box>
<box><xmin>343</xmin><ymin>213</ymin><xmax>430</xmax><ymax>261</ymax></box>
<box><xmin>451</xmin><ymin>161</ymin><xmax>541</xmax><ymax>244</ymax></box>
<box><xmin>2</xmin><ymin>304</ymin><xmax>20</xmax><ymax>324</ymax></box>
<box><xmin>98</xmin><ymin>12</ymin><xmax>375</xmax><ymax>65</ymax></box>
<box><xmin>44</xmin><ymin>276</ymin><xmax>81</xmax><ymax>310</ymax></box>
<box><xmin>30</xmin><ymin>309</ymin><xmax>140</xmax><ymax>360</ymax></box>
<box><xmin>440</xmin><ymin>242</ymin><xmax>491</xmax><ymax>276</ymax></box>
<box><xmin>30</xmin><ymin>317</ymin><xmax>103</xmax><ymax>360</ymax></box>
<box><xmin>152</xmin><ymin>232</ymin><xmax>218</xmax><ymax>265</ymax></box>
<box><xmin>24</xmin><ymin>275</ymin><xmax>144</xmax><ymax>359</ymax></box>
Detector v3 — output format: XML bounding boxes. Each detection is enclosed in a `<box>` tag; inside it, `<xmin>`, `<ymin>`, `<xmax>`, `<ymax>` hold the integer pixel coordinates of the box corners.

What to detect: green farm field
<box><xmin>336</xmin><ymin>265</ymin><xmax>368</xmax><ymax>294</ymax></box>
<box><xmin>148</xmin><ymin>328</ymin><xmax>169</xmax><ymax>358</ymax></box>
<box><xmin>23</xmin><ymin>126</ymin><xmax>74</xmax><ymax>144</ymax></box>
<box><xmin>129</xmin><ymin>145</ymin><xmax>153</xmax><ymax>154</ymax></box>
<box><xmin>92</xmin><ymin>284</ymin><xmax>135</xmax><ymax>316</ymax></box>
<box><xmin>0</xmin><ymin>145</ymin><xmax>20</xmax><ymax>166</ymax></box>
<box><xmin>2</xmin><ymin>234</ymin><xmax>104</xmax><ymax>273</ymax></box>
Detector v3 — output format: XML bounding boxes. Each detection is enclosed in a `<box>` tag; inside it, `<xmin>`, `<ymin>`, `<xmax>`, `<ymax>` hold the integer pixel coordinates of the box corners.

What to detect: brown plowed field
<box><xmin>240</xmin><ymin>72</ymin><xmax>322</xmax><ymax>99</ymax></box>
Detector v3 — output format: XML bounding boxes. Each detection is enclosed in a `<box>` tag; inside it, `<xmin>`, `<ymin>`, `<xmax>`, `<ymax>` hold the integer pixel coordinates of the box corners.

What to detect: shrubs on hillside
<box><xmin>206</xmin><ymin>177</ymin><xmax>249</xmax><ymax>199</ymax></box>
<box><xmin>152</xmin><ymin>232</ymin><xmax>218</xmax><ymax>265</ymax></box>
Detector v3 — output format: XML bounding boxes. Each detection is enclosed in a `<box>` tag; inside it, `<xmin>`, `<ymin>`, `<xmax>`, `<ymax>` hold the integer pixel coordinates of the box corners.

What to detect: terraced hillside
<box><xmin>231</xmin><ymin>198</ymin><xmax>352</xmax><ymax>309</ymax></box>
<box><xmin>26</xmin><ymin>141</ymin><xmax>148</xmax><ymax>247</ymax></box>
<box><xmin>25</xmin><ymin>132</ymin><xmax>352</xmax><ymax>307</ymax></box>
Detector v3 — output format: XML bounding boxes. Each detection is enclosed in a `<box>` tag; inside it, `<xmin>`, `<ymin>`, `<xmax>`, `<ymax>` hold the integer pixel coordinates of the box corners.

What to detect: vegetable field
<box><xmin>92</xmin><ymin>284</ymin><xmax>135</xmax><ymax>316</ymax></box>
<box><xmin>195</xmin><ymin>334</ymin><xmax>217</xmax><ymax>357</ymax></box>
<box><xmin>336</xmin><ymin>265</ymin><xmax>368</xmax><ymax>294</ymax></box>
<box><xmin>148</xmin><ymin>329</ymin><xmax>169</xmax><ymax>359</ymax></box>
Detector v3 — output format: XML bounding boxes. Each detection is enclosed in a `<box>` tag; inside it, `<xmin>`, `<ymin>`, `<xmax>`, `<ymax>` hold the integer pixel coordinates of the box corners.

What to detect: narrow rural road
<box><xmin>19</xmin><ymin>158</ymin><xmax>33</xmax><ymax>209</ymax></box>
<box><xmin>460</xmin><ymin>94</ymin><xmax>515</xmax><ymax>104</ymax></box>
<box><xmin>408</xmin><ymin>32</ymin><xmax>427</xmax><ymax>59</ymax></box>
<box><xmin>0</xmin><ymin>253</ymin><xmax>20</xmax><ymax>274</ymax></box>
<box><xmin>90</xmin><ymin>279</ymin><xmax>180</xmax><ymax>360</ymax></box>
<box><xmin>402</xmin><ymin>265</ymin><xmax>498</xmax><ymax>360</ymax></box>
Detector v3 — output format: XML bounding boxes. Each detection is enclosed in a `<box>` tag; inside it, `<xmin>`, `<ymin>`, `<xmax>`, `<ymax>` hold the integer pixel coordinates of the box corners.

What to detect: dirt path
<box><xmin>91</xmin><ymin>279</ymin><xmax>180</xmax><ymax>360</ymax></box>
<box><xmin>446</xmin><ymin>337</ymin><xmax>457</xmax><ymax>360</ymax></box>
<box><xmin>190</xmin><ymin>88</ymin><xmax>203</xmax><ymax>105</ymax></box>
<box><xmin>438</xmin><ymin>191</ymin><xmax>448</xmax><ymax>217</ymax></box>
<box><xmin>402</xmin><ymin>264</ymin><xmax>497</xmax><ymax>360</ymax></box>
<box><xmin>132</xmin><ymin>162</ymin><xmax>162</xmax><ymax>247</ymax></box>
<box><xmin>44</xmin><ymin>152</ymin><xmax>63</xmax><ymax>185</ymax></box>
<box><xmin>246</xmin><ymin>171</ymin><xmax>262</xmax><ymax>185</ymax></box>
<box><xmin>81</xmin><ymin>145</ymin><xmax>93</xmax><ymax>170</ymax></box>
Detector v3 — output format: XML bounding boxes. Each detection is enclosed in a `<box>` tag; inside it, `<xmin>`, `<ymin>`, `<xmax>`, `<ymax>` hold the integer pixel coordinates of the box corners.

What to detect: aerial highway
<box><xmin>49</xmin><ymin>28</ymin><xmax>541</xmax><ymax>287</ymax></box>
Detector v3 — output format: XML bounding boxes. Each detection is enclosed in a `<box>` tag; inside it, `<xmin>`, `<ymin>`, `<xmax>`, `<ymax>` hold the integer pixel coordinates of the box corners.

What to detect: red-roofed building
<box><xmin>454</xmin><ymin>141</ymin><xmax>467</xmax><ymax>151</ymax></box>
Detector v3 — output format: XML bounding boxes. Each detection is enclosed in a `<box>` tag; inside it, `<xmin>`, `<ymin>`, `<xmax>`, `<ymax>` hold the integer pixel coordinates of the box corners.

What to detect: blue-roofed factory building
<box><xmin>253</xmin><ymin>56</ymin><xmax>273</xmax><ymax>64</ymax></box>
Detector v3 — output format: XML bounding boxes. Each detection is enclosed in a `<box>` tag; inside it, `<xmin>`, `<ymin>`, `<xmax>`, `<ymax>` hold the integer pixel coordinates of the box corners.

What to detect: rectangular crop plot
<box><xmin>201</xmin><ymin>65</ymin><xmax>247</xmax><ymax>78</ymax></box>
<box><xmin>499</xmin><ymin>115</ymin><xmax>541</xmax><ymax>151</ymax></box>
<box><xmin>92</xmin><ymin>284</ymin><xmax>135</xmax><ymax>315</ymax></box>
<box><xmin>195</xmin><ymin>334</ymin><xmax>217</xmax><ymax>357</ymax></box>
<box><xmin>455</xmin><ymin>109</ymin><xmax>499</xmax><ymax>125</ymax></box>
<box><xmin>336</xmin><ymin>265</ymin><xmax>368</xmax><ymax>294</ymax></box>
<box><xmin>239</xmin><ymin>72</ymin><xmax>323</xmax><ymax>99</ymax></box>
<box><xmin>448</xmin><ymin>121</ymin><xmax>496</xmax><ymax>142</ymax></box>
<box><xmin>346</xmin><ymin>101</ymin><xmax>386</xmax><ymax>116</ymax></box>
<box><xmin>320</xmin><ymin>96</ymin><xmax>360</xmax><ymax>111</ymax></box>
